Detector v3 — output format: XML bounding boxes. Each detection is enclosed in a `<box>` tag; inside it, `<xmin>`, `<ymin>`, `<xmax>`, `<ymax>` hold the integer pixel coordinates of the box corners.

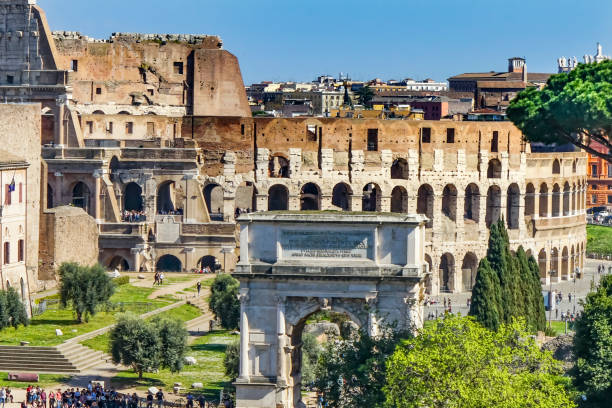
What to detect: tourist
<box><xmin>0</xmin><ymin>387</ymin><xmax>6</xmax><ymax>408</ymax></box>
<box><xmin>41</xmin><ymin>390</ymin><xmax>47</xmax><ymax>408</ymax></box>
<box><xmin>197</xmin><ymin>280</ymin><xmax>202</xmax><ymax>296</ymax></box>
<box><xmin>146</xmin><ymin>393</ymin><xmax>153</xmax><ymax>408</ymax></box>
<box><xmin>197</xmin><ymin>394</ymin><xmax>206</xmax><ymax>408</ymax></box>
<box><xmin>186</xmin><ymin>394</ymin><xmax>194</xmax><ymax>408</ymax></box>
<box><xmin>155</xmin><ymin>389</ymin><xmax>163</xmax><ymax>408</ymax></box>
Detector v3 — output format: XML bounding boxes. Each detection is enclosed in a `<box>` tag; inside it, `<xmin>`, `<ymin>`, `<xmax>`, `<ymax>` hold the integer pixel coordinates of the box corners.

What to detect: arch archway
<box><xmin>269</xmin><ymin>155</ymin><xmax>289</xmax><ymax>178</ymax></box>
<box><xmin>417</xmin><ymin>184</ymin><xmax>434</xmax><ymax>228</ymax></box>
<box><xmin>539</xmin><ymin>183</ymin><xmax>548</xmax><ymax>217</ymax></box>
<box><xmin>204</xmin><ymin>183</ymin><xmax>224</xmax><ymax>220</ymax></box>
<box><xmin>108</xmin><ymin>256</ymin><xmax>130</xmax><ymax>271</ymax></box>
<box><xmin>464</xmin><ymin>183</ymin><xmax>480</xmax><ymax>222</ymax></box>
<box><xmin>563</xmin><ymin>182</ymin><xmax>570</xmax><ymax>216</ymax></box>
<box><xmin>442</xmin><ymin>184</ymin><xmax>457</xmax><ymax>221</ymax></box>
<box><xmin>124</xmin><ymin>182</ymin><xmax>143</xmax><ymax>212</ymax></box>
<box><xmin>198</xmin><ymin>255</ymin><xmax>219</xmax><ymax>272</ymax></box>
<box><xmin>361</xmin><ymin>183</ymin><xmax>381</xmax><ymax>212</ymax></box>
<box><xmin>506</xmin><ymin>183</ymin><xmax>520</xmax><ymax>229</ymax></box>
<box><xmin>461</xmin><ymin>252</ymin><xmax>478</xmax><ymax>292</ymax></box>
<box><xmin>157</xmin><ymin>181</ymin><xmax>177</xmax><ymax>214</ymax></box>
<box><xmin>487</xmin><ymin>159</ymin><xmax>502</xmax><ymax>178</ymax></box>
<box><xmin>390</xmin><ymin>158</ymin><xmax>408</xmax><ymax>179</ymax></box>
<box><xmin>390</xmin><ymin>186</ymin><xmax>407</xmax><ymax>213</ymax></box>
<box><xmin>550</xmin><ymin>247</ymin><xmax>559</xmax><ymax>280</ymax></box>
<box><xmin>485</xmin><ymin>185</ymin><xmax>501</xmax><ymax>228</ymax></box>
<box><xmin>561</xmin><ymin>247</ymin><xmax>569</xmax><ymax>280</ymax></box>
<box><xmin>72</xmin><ymin>182</ymin><xmax>90</xmax><ymax>213</ymax></box>
<box><xmin>552</xmin><ymin>159</ymin><xmax>560</xmax><ymax>174</ymax></box>
<box><xmin>268</xmin><ymin>185</ymin><xmax>289</xmax><ymax>211</ymax></box>
<box><xmin>552</xmin><ymin>184</ymin><xmax>561</xmax><ymax>217</ymax></box>
<box><xmin>332</xmin><ymin>183</ymin><xmax>352</xmax><ymax>211</ymax></box>
<box><xmin>156</xmin><ymin>255</ymin><xmax>182</xmax><ymax>272</ymax></box>
<box><xmin>524</xmin><ymin>183</ymin><xmax>535</xmax><ymax>217</ymax></box>
<box><xmin>538</xmin><ymin>249</ymin><xmax>547</xmax><ymax>280</ymax></box>
<box><xmin>439</xmin><ymin>253</ymin><xmax>455</xmax><ymax>293</ymax></box>
<box><xmin>300</xmin><ymin>183</ymin><xmax>320</xmax><ymax>210</ymax></box>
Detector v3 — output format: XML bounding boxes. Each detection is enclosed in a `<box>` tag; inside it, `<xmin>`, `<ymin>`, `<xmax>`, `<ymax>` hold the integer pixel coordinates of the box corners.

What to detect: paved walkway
<box><xmin>424</xmin><ymin>258</ymin><xmax>612</xmax><ymax>319</ymax></box>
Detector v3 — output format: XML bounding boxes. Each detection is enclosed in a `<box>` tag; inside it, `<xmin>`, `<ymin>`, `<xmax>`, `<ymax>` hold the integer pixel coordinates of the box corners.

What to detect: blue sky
<box><xmin>39</xmin><ymin>0</ymin><xmax>612</xmax><ymax>85</ymax></box>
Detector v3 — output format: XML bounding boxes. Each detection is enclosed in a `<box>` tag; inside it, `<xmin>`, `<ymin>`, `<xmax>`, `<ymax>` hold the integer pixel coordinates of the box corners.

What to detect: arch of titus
<box><xmin>233</xmin><ymin>212</ymin><xmax>427</xmax><ymax>408</ymax></box>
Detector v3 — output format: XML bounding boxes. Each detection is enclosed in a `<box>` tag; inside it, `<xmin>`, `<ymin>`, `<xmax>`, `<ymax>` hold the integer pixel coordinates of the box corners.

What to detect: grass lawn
<box><xmin>0</xmin><ymin>372</ymin><xmax>71</xmax><ymax>388</ymax></box>
<box><xmin>81</xmin><ymin>303</ymin><xmax>202</xmax><ymax>353</ymax></box>
<box><xmin>549</xmin><ymin>320</ymin><xmax>575</xmax><ymax>336</ymax></box>
<box><xmin>0</xmin><ymin>285</ymin><xmax>174</xmax><ymax>347</ymax></box>
<box><xmin>587</xmin><ymin>224</ymin><xmax>612</xmax><ymax>256</ymax></box>
<box><xmin>111</xmin><ymin>331</ymin><xmax>237</xmax><ymax>400</ymax></box>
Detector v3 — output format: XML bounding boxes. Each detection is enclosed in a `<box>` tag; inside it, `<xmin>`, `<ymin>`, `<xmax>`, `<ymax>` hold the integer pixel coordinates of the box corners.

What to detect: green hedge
<box><xmin>113</xmin><ymin>276</ymin><xmax>130</xmax><ymax>286</ymax></box>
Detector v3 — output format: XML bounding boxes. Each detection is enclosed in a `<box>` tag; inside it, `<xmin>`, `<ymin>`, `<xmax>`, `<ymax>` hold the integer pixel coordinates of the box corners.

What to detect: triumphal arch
<box><xmin>233</xmin><ymin>212</ymin><xmax>428</xmax><ymax>408</ymax></box>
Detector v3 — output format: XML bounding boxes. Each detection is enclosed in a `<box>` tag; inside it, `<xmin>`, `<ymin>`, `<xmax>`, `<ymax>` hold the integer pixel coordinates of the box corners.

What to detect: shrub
<box><xmin>113</xmin><ymin>276</ymin><xmax>130</xmax><ymax>286</ymax></box>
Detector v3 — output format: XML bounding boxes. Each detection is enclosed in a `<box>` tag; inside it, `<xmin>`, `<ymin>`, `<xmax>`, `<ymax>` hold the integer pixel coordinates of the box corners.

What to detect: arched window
<box><xmin>3</xmin><ymin>242</ymin><xmax>9</xmax><ymax>265</ymax></box>
<box><xmin>461</xmin><ymin>252</ymin><xmax>478</xmax><ymax>291</ymax></box>
<box><xmin>268</xmin><ymin>185</ymin><xmax>289</xmax><ymax>211</ymax></box>
<box><xmin>204</xmin><ymin>184</ymin><xmax>224</xmax><ymax>221</ymax></box>
<box><xmin>551</xmin><ymin>184</ymin><xmax>561</xmax><ymax>217</ymax></box>
<box><xmin>300</xmin><ymin>183</ymin><xmax>321</xmax><ymax>210</ymax></box>
<box><xmin>524</xmin><ymin>183</ymin><xmax>535</xmax><ymax>217</ymax></box>
<box><xmin>417</xmin><ymin>184</ymin><xmax>434</xmax><ymax>228</ymax></box>
<box><xmin>506</xmin><ymin>184</ymin><xmax>520</xmax><ymax>229</ymax></box>
<box><xmin>17</xmin><ymin>239</ymin><xmax>24</xmax><ymax>262</ymax></box>
<box><xmin>539</xmin><ymin>183</ymin><xmax>548</xmax><ymax>217</ymax></box>
<box><xmin>269</xmin><ymin>155</ymin><xmax>289</xmax><ymax>178</ymax></box>
<box><xmin>157</xmin><ymin>181</ymin><xmax>177</xmax><ymax>214</ymax></box>
<box><xmin>439</xmin><ymin>253</ymin><xmax>455</xmax><ymax>293</ymax></box>
<box><xmin>108</xmin><ymin>256</ymin><xmax>130</xmax><ymax>271</ymax></box>
<box><xmin>485</xmin><ymin>185</ymin><xmax>501</xmax><ymax>228</ymax></box>
<box><xmin>124</xmin><ymin>182</ymin><xmax>143</xmax><ymax>212</ymax></box>
<box><xmin>362</xmin><ymin>183</ymin><xmax>381</xmax><ymax>212</ymax></box>
<box><xmin>563</xmin><ymin>182</ymin><xmax>570</xmax><ymax>216</ymax></box>
<box><xmin>235</xmin><ymin>182</ymin><xmax>257</xmax><ymax>214</ymax></box>
<box><xmin>391</xmin><ymin>186</ymin><xmax>407</xmax><ymax>213</ymax></box>
<box><xmin>464</xmin><ymin>184</ymin><xmax>480</xmax><ymax>222</ymax></box>
<box><xmin>487</xmin><ymin>159</ymin><xmax>502</xmax><ymax>179</ymax></box>
<box><xmin>552</xmin><ymin>159</ymin><xmax>560</xmax><ymax>174</ymax></box>
<box><xmin>442</xmin><ymin>185</ymin><xmax>457</xmax><ymax>221</ymax></box>
<box><xmin>332</xmin><ymin>183</ymin><xmax>351</xmax><ymax>211</ymax></box>
<box><xmin>390</xmin><ymin>158</ymin><xmax>408</xmax><ymax>179</ymax></box>
<box><xmin>72</xmin><ymin>182</ymin><xmax>90</xmax><ymax>213</ymax></box>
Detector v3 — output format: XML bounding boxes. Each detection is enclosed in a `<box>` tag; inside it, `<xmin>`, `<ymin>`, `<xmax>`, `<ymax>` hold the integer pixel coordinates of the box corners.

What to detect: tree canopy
<box><xmin>385</xmin><ymin>315</ymin><xmax>576</xmax><ymax>408</ymax></box>
<box><xmin>209</xmin><ymin>274</ymin><xmax>240</xmax><ymax>330</ymax></box>
<box><xmin>313</xmin><ymin>326</ymin><xmax>406</xmax><ymax>408</ymax></box>
<box><xmin>469</xmin><ymin>219</ymin><xmax>545</xmax><ymax>332</ymax></box>
<box><xmin>58</xmin><ymin>263</ymin><xmax>115</xmax><ymax>323</ymax></box>
<box><xmin>0</xmin><ymin>287</ymin><xmax>29</xmax><ymax>330</ymax></box>
<box><xmin>507</xmin><ymin>60</ymin><xmax>612</xmax><ymax>162</ymax></box>
<box><xmin>355</xmin><ymin>86</ymin><xmax>375</xmax><ymax>107</ymax></box>
<box><xmin>573</xmin><ymin>274</ymin><xmax>612</xmax><ymax>406</ymax></box>
<box><xmin>110</xmin><ymin>312</ymin><xmax>188</xmax><ymax>378</ymax></box>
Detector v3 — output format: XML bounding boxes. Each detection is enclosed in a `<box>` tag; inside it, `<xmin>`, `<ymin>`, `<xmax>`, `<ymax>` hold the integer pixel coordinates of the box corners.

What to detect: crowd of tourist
<box><xmin>233</xmin><ymin>208</ymin><xmax>252</xmax><ymax>219</ymax></box>
<box><xmin>0</xmin><ymin>383</ymin><xmax>234</xmax><ymax>408</ymax></box>
<box><xmin>157</xmin><ymin>209</ymin><xmax>183</xmax><ymax>216</ymax></box>
<box><xmin>122</xmin><ymin>210</ymin><xmax>147</xmax><ymax>223</ymax></box>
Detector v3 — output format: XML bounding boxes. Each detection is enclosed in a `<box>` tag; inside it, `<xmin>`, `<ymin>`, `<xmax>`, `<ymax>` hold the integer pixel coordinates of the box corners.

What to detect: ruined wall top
<box><xmin>52</xmin><ymin>31</ymin><xmax>222</xmax><ymax>47</ymax></box>
<box><xmin>0</xmin><ymin>0</ymin><xmax>37</xmax><ymax>4</ymax></box>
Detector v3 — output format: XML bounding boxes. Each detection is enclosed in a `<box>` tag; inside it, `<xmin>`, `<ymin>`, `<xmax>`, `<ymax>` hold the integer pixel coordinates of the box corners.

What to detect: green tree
<box><xmin>385</xmin><ymin>315</ymin><xmax>575</xmax><ymax>408</ymax></box>
<box><xmin>6</xmin><ymin>287</ymin><xmax>29</xmax><ymax>328</ymax></box>
<box><xmin>58</xmin><ymin>263</ymin><xmax>115</xmax><ymax>323</ymax></box>
<box><xmin>209</xmin><ymin>274</ymin><xmax>240</xmax><ymax>330</ymax></box>
<box><xmin>223</xmin><ymin>339</ymin><xmax>240</xmax><ymax>380</ymax></box>
<box><xmin>517</xmin><ymin>247</ymin><xmax>546</xmax><ymax>331</ymax></box>
<box><xmin>313</xmin><ymin>326</ymin><xmax>406</xmax><ymax>408</ymax></box>
<box><xmin>469</xmin><ymin>258</ymin><xmax>502</xmax><ymax>331</ymax></box>
<box><xmin>573</xmin><ymin>274</ymin><xmax>612</xmax><ymax>406</ymax></box>
<box><xmin>355</xmin><ymin>86</ymin><xmax>375</xmax><ymax>107</ymax></box>
<box><xmin>507</xmin><ymin>60</ymin><xmax>612</xmax><ymax>162</ymax></box>
<box><xmin>0</xmin><ymin>291</ymin><xmax>8</xmax><ymax>329</ymax></box>
<box><xmin>301</xmin><ymin>333</ymin><xmax>322</xmax><ymax>386</ymax></box>
<box><xmin>151</xmin><ymin>316</ymin><xmax>188</xmax><ymax>373</ymax></box>
<box><xmin>110</xmin><ymin>313</ymin><xmax>161</xmax><ymax>379</ymax></box>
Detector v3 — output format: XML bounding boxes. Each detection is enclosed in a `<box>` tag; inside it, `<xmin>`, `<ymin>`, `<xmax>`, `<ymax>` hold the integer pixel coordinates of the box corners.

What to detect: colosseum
<box><xmin>0</xmin><ymin>0</ymin><xmax>587</xmax><ymax>294</ymax></box>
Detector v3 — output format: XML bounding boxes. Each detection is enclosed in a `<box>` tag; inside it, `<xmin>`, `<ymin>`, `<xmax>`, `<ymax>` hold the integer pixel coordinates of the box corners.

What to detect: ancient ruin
<box><xmin>0</xmin><ymin>0</ymin><xmax>587</xmax><ymax>296</ymax></box>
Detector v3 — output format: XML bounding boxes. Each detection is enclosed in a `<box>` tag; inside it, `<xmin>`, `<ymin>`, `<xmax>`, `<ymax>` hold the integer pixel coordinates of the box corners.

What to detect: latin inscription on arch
<box><xmin>281</xmin><ymin>230</ymin><xmax>373</xmax><ymax>260</ymax></box>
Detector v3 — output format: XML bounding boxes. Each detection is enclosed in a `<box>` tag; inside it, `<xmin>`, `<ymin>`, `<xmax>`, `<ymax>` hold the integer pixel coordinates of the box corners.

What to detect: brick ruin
<box><xmin>0</xmin><ymin>0</ymin><xmax>587</xmax><ymax>294</ymax></box>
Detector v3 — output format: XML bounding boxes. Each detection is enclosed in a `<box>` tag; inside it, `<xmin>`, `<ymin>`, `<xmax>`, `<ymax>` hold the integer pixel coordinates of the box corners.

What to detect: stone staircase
<box><xmin>185</xmin><ymin>295</ymin><xmax>214</xmax><ymax>335</ymax></box>
<box><xmin>57</xmin><ymin>341</ymin><xmax>111</xmax><ymax>372</ymax></box>
<box><xmin>0</xmin><ymin>346</ymin><xmax>80</xmax><ymax>374</ymax></box>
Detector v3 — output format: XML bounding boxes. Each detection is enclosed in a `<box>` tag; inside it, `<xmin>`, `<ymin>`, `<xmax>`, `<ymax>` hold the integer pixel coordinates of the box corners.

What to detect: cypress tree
<box><xmin>527</xmin><ymin>255</ymin><xmax>546</xmax><ymax>331</ymax></box>
<box><xmin>469</xmin><ymin>258</ymin><xmax>502</xmax><ymax>331</ymax></box>
<box><xmin>486</xmin><ymin>219</ymin><xmax>515</xmax><ymax>323</ymax></box>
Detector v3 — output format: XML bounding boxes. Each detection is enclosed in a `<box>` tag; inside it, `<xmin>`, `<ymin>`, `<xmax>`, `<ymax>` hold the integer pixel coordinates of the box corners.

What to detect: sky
<box><xmin>38</xmin><ymin>0</ymin><xmax>612</xmax><ymax>85</ymax></box>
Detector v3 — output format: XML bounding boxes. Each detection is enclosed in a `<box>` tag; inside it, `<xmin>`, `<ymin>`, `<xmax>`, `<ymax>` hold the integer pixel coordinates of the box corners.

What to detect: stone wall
<box><xmin>38</xmin><ymin>206</ymin><xmax>99</xmax><ymax>284</ymax></box>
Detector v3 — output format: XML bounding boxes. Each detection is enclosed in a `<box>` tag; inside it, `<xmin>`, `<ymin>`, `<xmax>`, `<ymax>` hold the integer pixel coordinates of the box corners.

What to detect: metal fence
<box><xmin>31</xmin><ymin>300</ymin><xmax>155</xmax><ymax>317</ymax></box>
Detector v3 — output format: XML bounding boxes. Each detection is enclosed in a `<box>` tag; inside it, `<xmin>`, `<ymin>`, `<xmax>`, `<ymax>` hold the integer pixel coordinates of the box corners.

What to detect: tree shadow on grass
<box><xmin>190</xmin><ymin>343</ymin><xmax>227</xmax><ymax>353</ymax></box>
<box><xmin>29</xmin><ymin>319</ymin><xmax>79</xmax><ymax>326</ymax></box>
<box><xmin>190</xmin><ymin>381</ymin><xmax>233</xmax><ymax>402</ymax></box>
<box><xmin>110</xmin><ymin>375</ymin><xmax>165</xmax><ymax>388</ymax></box>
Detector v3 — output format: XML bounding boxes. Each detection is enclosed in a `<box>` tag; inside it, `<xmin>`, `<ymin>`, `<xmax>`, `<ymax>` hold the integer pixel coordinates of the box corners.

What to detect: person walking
<box><xmin>0</xmin><ymin>387</ymin><xmax>6</xmax><ymax>408</ymax></box>
<box><xmin>155</xmin><ymin>389</ymin><xmax>164</xmax><ymax>408</ymax></box>
<box><xmin>159</xmin><ymin>273</ymin><xmax>164</xmax><ymax>286</ymax></box>
<box><xmin>197</xmin><ymin>281</ymin><xmax>202</xmax><ymax>296</ymax></box>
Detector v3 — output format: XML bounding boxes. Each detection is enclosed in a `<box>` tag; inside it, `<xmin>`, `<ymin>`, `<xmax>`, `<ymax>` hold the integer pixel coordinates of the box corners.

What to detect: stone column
<box><xmin>320</xmin><ymin>194</ymin><xmax>332</xmax><ymax>211</ymax></box>
<box><xmin>456</xmin><ymin>192</ymin><xmax>465</xmax><ymax>242</ymax></box>
<box><xmin>238</xmin><ymin>291</ymin><xmax>250</xmax><ymax>381</ymax></box>
<box><xmin>379</xmin><ymin>195</ymin><xmax>391</xmax><ymax>212</ymax></box>
<box><xmin>546</xmin><ymin>184</ymin><xmax>553</xmax><ymax>218</ymax></box>
<box><xmin>54</xmin><ymin>102</ymin><xmax>65</xmax><ymax>146</ymax></box>
<box><xmin>276</xmin><ymin>296</ymin><xmax>287</xmax><ymax>386</ymax></box>
<box><xmin>533</xmin><ymin>186</ymin><xmax>540</xmax><ymax>219</ymax></box>
<box><xmin>289</xmin><ymin>194</ymin><xmax>300</xmax><ymax>211</ymax></box>
<box><xmin>93</xmin><ymin>171</ymin><xmax>102</xmax><ymax>221</ymax></box>
<box><xmin>256</xmin><ymin>193</ymin><xmax>268</xmax><ymax>212</ymax></box>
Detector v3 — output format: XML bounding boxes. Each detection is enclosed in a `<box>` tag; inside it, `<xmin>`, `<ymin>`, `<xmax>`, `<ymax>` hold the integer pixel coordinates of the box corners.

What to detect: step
<box><xmin>0</xmin><ymin>367</ymin><xmax>81</xmax><ymax>374</ymax></box>
<box><xmin>0</xmin><ymin>345</ymin><xmax>58</xmax><ymax>351</ymax></box>
<box><xmin>0</xmin><ymin>363</ymin><xmax>76</xmax><ymax>371</ymax></box>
